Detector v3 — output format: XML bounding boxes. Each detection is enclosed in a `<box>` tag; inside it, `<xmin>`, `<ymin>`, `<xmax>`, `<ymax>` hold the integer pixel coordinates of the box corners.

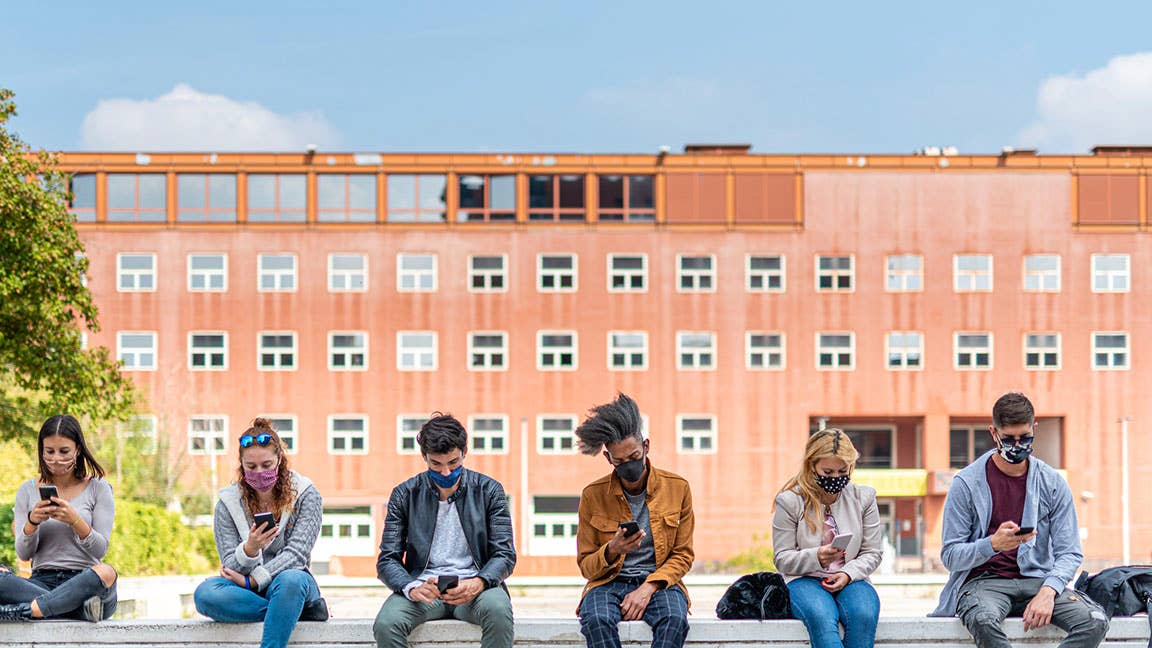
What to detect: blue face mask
<box><xmin>428</xmin><ymin>466</ymin><xmax>463</xmax><ymax>489</ymax></box>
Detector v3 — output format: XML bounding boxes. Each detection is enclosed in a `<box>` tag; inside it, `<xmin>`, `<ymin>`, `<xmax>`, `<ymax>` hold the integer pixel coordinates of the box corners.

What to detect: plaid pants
<box><xmin>578</xmin><ymin>576</ymin><xmax>689</xmax><ymax>648</ymax></box>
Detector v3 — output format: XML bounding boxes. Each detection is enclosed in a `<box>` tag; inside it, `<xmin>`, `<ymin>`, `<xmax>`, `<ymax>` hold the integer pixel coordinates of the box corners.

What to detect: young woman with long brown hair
<box><xmin>193</xmin><ymin>418</ymin><xmax>327</xmax><ymax>648</ymax></box>
<box><xmin>772</xmin><ymin>428</ymin><xmax>883</xmax><ymax>648</ymax></box>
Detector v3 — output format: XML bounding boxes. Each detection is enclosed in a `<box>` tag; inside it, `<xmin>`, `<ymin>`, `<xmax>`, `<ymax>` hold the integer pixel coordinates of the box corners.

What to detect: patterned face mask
<box><xmin>998</xmin><ymin>441</ymin><xmax>1033</xmax><ymax>464</ymax></box>
<box><xmin>814</xmin><ymin>474</ymin><xmax>850</xmax><ymax>494</ymax></box>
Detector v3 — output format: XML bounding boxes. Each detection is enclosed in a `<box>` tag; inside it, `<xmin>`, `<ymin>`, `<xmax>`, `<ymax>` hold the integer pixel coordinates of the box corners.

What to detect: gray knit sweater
<box><xmin>212</xmin><ymin>470</ymin><xmax>322</xmax><ymax>591</ymax></box>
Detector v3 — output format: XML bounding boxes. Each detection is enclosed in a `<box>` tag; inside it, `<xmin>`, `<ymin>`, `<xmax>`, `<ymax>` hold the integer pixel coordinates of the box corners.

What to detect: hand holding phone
<box><xmin>1014</xmin><ymin>526</ymin><xmax>1035</xmax><ymax>536</ymax></box>
<box><xmin>830</xmin><ymin>532</ymin><xmax>853</xmax><ymax>550</ymax></box>
<box><xmin>618</xmin><ymin>521</ymin><xmax>641</xmax><ymax>538</ymax></box>
<box><xmin>253</xmin><ymin>512</ymin><xmax>276</xmax><ymax>533</ymax></box>
<box><xmin>436</xmin><ymin>575</ymin><xmax>459</xmax><ymax>593</ymax></box>
<box><xmin>38</xmin><ymin>485</ymin><xmax>59</xmax><ymax>502</ymax></box>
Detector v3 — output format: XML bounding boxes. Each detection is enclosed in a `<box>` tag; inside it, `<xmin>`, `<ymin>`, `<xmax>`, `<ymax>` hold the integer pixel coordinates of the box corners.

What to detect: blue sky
<box><xmin>5</xmin><ymin>1</ymin><xmax>1152</xmax><ymax>154</ymax></box>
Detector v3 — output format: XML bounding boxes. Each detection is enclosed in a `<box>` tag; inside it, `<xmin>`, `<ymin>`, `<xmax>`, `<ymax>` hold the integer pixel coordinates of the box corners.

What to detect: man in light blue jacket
<box><xmin>931</xmin><ymin>393</ymin><xmax>1108</xmax><ymax>648</ymax></box>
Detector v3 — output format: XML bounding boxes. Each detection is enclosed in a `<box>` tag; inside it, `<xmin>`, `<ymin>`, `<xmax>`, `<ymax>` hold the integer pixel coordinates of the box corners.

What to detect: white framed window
<box><xmin>189</xmin><ymin>416</ymin><xmax>227</xmax><ymax>455</ymax></box>
<box><xmin>328</xmin><ymin>415</ymin><xmax>368</xmax><ymax>454</ymax></box>
<box><xmin>117</xmin><ymin>331</ymin><xmax>156</xmax><ymax>371</ymax></box>
<box><xmin>397</xmin><ymin>253</ymin><xmax>437</xmax><ymax>292</ymax></box>
<box><xmin>537</xmin><ymin>415</ymin><xmax>577</xmax><ymax>454</ymax></box>
<box><xmin>188</xmin><ymin>332</ymin><xmax>227</xmax><ymax>371</ymax></box>
<box><xmin>329</xmin><ymin>332</ymin><xmax>368</xmax><ymax>371</ymax></box>
<box><xmin>885</xmin><ymin>331</ymin><xmax>923</xmax><ymax>370</ymax></box>
<box><xmin>607</xmin><ymin>331</ymin><xmax>648</xmax><ymax>370</ymax></box>
<box><xmin>537</xmin><ymin>254</ymin><xmax>577</xmax><ymax>292</ymax></box>
<box><xmin>1024</xmin><ymin>333</ymin><xmax>1061</xmax><ymax>370</ymax></box>
<box><xmin>1092</xmin><ymin>332</ymin><xmax>1130</xmax><ymax>370</ymax></box>
<box><xmin>117</xmin><ymin>415</ymin><xmax>158</xmax><ymax>455</ymax></box>
<box><xmin>677</xmin><ymin>255</ymin><xmax>715</xmax><ymax>292</ymax></box>
<box><xmin>117</xmin><ymin>253</ymin><xmax>156</xmax><ymax>292</ymax></box>
<box><xmin>885</xmin><ymin>254</ymin><xmax>922</xmax><ymax>292</ymax></box>
<box><xmin>397</xmin><ymin>331</ymin><xmax>437</xmax><ymax>371</ymax></box>
<box><xmin>676</xmin><ymin>415</ymin><xmax>716</xmax><ymax>454</ymax></box>
<box><xmin>954</xmin><ymin>254</ymin><xmax>993</xmax><ymax>292</ymax></box>
<box><xmin>537</xmin><ymin>331</ymin><xmax>578</xmax><ymax>371</ymax></box>
<box><xmin>1091</xmin><ymin>254</ymin><xmax>1130</xmax><ymax>293</ymax></box>
<box><xmin>747</xmin><ymin>255</ymin><xmax>785</xmax><ymax>292</ymax></box>
<box><xmin>468</xmin><ymin>332</ymin><xmax>507</xmax><ymax>371</ymax></box>
<box><xmin>816</xmin><ymin>255</ymin><xmax>853</xmax><ymax>292</ymax></box>
<box><xmin>816</xmin><ymin>332</ymin><xmax>855</xmax><ymax>370</ymax></box>
<box><xmin>257</xmin><ymin>332</ymin><xmax>297</xmax><ymax>371</ymax></box>
<box><xmin>468</xmin><ymin>415</ymin><xmax>508</xmax><ymax>455</ymax></box>
<box><xmin>746</xmin><ymin>332</ymin><xmax>785</xmax><ymax>370</ymax></box>
<box><xmin>188</xmin><ymin>253</ymin><xmax>227</xmax><ymax>292</ymax></box>
<box><xmin>468</xmin><ymin>255</ymin><xmax>507</xmax><ymax>292</ymax></box>
<box><xmin>262</xmin><ymin>415</ymin><xmax>298</xmax><ymax>454</ymax></box>
<box><xmin>397</xmin><ymin>415</ymin><xmax>428</xmax><ymax>455</ymax></box>
<box><xmin>954</xmin><ymin>332</ymin><xmax>993</xmax><ymax>370</ymax></box>
<box><xmin>608</xmin><ymin>254</ymin><xmax>647</xmax><ymax>292</ymax></box>
<box><xmin>328</xmin><ymin>254</ymin><xmax>367</xmax><ymax>292</ymax></box>
<box><xmin>258</xmin><ymin>254</ymin><xmax>297</xmax><ymax>292</ymax></box>
<box><xmin>677</xmin><ymin>331</ymin><xmax>716</xmax><ymax>370</ymax></box>
<box><xmin>530</xmin><ymin>495</ymin><xmax>581</xmax><ymax>556</ymax></box>
<box><xmin>1023</xmin><ymin>254</ymin><xmax>1060</xmax><ymax>292</ymax></box>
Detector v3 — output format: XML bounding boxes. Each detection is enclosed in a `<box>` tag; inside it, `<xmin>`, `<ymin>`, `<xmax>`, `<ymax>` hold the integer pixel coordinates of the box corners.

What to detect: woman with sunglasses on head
<box><xmin>0</xmin><ymin>415</ymin><xmax>118</xmax><ymax>622</ymax></box>
<box><xmin>193</xmin><ymin>418</ymin><xmax>328</xmax><ymax>648</ymax></box>
<box><xmin>772</xmin><ymin>428</ymin><xmax>883</xmax><ymax>648</ymax></box>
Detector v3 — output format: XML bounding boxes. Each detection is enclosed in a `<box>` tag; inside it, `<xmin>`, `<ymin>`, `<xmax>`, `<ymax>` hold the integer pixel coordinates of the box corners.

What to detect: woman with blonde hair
<box><xmin>193</xmin><ymin>418</ymin><xmax>328</xmax><ymax>648</ymax></box>
<box><xmin>772</xmin><ymin>428</ymin><xmax>883</xmax><ymax>648</ymax></box>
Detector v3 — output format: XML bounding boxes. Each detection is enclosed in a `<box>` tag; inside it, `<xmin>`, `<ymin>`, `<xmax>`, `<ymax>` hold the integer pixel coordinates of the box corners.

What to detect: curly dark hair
<box><xmin>417</xmin><ymin>413</ymin><xmax>468</xmax><ymax>456</ymax></box>
<box><xmin>575</xmin><ymin>393</ymin><xmax>643</xmax><ymax>455</ymax></box>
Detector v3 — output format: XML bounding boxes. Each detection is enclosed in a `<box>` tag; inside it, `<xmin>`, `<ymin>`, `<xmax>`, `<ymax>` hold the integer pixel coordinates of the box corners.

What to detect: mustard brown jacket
<box><xmin>576</xmin><ymin>460</ymin><xmax>695</xmax><ymax>610</ymax></box>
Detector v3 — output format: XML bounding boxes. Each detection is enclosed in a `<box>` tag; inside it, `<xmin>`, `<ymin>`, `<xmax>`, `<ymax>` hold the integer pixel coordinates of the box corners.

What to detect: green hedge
<box><xmin>0</xmin><ymin>499</ymin><xmax>216</xmax><ymax>575</ymax></box>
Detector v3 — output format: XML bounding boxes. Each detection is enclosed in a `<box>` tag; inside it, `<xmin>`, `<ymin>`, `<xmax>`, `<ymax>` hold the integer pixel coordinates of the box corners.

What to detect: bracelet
<box><xmin>70</xmin><ymin>517</ymin><xmax>83</xmax><ymax>528</ymax></box>
<box><xmin>244</xmin><ymin>575</ymin><xmax>251</xmax><ymax>590</ymax></box>
<box><xmin>26</xmin><ymin>511</ymin><xmax>40</xmax><ymax>527</ymax></box>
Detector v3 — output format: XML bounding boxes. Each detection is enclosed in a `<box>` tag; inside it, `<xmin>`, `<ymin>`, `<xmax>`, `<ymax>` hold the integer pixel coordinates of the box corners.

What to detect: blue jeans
<box><xmin>194</xmin><ymin>569</ymin><xmax>321</xmax><ymax>648</ymax></box>
<box><xmin>0</xmin><ymin>568</ymin><xmax>117</xmax><ymax>619</ymax></box>
<box><xmin>787</xmin><ymin>577</ymin><xmax>880</xmax><ymax>648</ymax></box>
<box><xmin>578</xmin><ymin>576</ymin><xmax>689</xmax><ymax>648</ymax></box>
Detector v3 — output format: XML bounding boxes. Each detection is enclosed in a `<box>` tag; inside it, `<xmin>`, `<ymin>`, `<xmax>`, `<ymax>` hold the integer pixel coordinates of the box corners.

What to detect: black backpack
<box><xmin>715</xmin><ymin>571</ymin><xmax>792</xmax><ymax>620</ymax></box>
<box><xmin>1075</xmin><ymin>565</ymin><xmax>1152</xmax><ymax>618</ymax></box>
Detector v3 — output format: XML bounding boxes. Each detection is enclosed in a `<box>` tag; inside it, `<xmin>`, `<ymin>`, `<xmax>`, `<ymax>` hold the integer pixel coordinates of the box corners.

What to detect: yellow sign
<box><xmin>852</xmin><ymin>469</ymin><xmax>928</xmax><ymax>497</ymax></box>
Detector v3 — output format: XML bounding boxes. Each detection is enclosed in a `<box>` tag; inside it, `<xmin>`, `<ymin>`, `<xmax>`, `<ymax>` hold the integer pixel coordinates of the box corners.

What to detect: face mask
<box><xmin>998</xmin><ymin>440</ymin><xmax>1033</xmax><ymax>464</ymax></box>
<box><xmin>815</xmin><ymin>474</ymin><xmax>850</xmax><ymax>494</ymax></box>
<box><xmin>428</xmin><ymin>466</ymin><xmax>463</xmax><ymax>489</ymax></box>
<box><xmin>45</xmin><ymin>457</ymin><xmax>76</xmax><ymax>475</ymax></box>
<box><xmin>615</xmin><ymin>458</ymin><xmax>646</xmax><ymax>483</ymax></box>
<box><xmin>244</xmin><ymin>467</ymin><xmax>279</xmax><ymax>492</ymax></box>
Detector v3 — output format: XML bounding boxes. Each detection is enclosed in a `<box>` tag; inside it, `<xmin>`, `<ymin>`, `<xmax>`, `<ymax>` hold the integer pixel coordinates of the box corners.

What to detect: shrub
<box><xmin>723</xmin><ymin>533</ymin><xmax>776</xmax><ymax>573</ymax></box>
<box><xmin>102</xmin><ymin>500</ymin><xmax>216</xmax><ymax>575</ymax></box>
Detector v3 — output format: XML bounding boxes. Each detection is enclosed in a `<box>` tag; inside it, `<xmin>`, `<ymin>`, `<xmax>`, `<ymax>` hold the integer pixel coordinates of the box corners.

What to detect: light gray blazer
<box><xmin>772</xmin><ymin>482</ymin><xmax>884</xmax><ymax>583</ymax></box>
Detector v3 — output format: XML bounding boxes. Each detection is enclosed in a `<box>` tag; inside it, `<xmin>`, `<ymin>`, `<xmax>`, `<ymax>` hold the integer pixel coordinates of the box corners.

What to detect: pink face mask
<box><xmin>244</xmin><ymin>467</ymin><xmax>279</xmax><ymax>492</ymax></box>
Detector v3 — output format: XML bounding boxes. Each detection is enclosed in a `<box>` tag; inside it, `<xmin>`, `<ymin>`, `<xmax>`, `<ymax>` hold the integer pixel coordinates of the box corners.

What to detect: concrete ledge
<box><xmin>3</xmin><ymin>617</ymin><xmax>1147</xmax><ymax>646</ymax></box>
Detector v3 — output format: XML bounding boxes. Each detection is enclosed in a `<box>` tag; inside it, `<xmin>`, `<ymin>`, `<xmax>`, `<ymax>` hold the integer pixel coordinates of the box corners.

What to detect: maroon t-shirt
<box><xmin>968</xmin><ymin>458</ymin><xmax>1027</xmax><ymax>581</ymax></box>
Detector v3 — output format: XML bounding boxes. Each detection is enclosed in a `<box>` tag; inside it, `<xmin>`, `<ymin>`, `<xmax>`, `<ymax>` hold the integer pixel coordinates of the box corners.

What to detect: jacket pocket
<box><xmin>590</xmin><ymin>515</ymin><xmax>619</xmax><ymax>545</ymax></box>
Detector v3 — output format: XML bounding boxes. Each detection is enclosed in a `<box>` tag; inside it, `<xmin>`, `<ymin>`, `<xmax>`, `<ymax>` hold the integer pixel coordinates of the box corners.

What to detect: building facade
<box><xmin>60</xmin><ymin>146</ymin><xmax>1151</xmax><ymax>576</ymax></box>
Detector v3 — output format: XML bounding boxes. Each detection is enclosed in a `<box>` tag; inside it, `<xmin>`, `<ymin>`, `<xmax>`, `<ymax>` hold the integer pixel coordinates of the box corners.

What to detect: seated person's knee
<box><xmin>93</xmin><ymin>563</ymin><xmax>118</xmax><ymax>587</ymax></box>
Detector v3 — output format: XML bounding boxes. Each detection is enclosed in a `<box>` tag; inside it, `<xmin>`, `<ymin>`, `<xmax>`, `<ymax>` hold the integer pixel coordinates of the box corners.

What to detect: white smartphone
<box><xmin>830</xmin><ymin>532</ymin><xmax>853</xmax><ymax>550</ymax></box>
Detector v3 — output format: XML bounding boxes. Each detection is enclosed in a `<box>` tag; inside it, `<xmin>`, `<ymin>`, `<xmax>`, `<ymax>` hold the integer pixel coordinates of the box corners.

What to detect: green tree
<box><xmin>0</xmin><ymin>88</ymin><xmax>136</xmax><ymax>436</ymax></box>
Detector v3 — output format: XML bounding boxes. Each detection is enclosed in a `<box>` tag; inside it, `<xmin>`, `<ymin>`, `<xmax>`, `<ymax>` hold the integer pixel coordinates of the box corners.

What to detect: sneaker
<box><xmin>0</xmin><ymin>602</ymin><xmax>32</xmax><ymax>622</ymax></box>
<box><xmin>298</xmin><ymin>597</ymin><xmax>329</xmax><ymax>621</ymax></box>
<box><xmin>82</xmin><ymin>596</ymin><xmax>103</xmax><ymax>622</ymax></box>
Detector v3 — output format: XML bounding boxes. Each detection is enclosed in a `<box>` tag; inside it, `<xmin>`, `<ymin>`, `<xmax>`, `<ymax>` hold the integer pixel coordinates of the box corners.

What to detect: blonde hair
<box><xmin>776</xmin><ymin>428</ymin><xmax>859</xmax><ymax>533</ymax></box>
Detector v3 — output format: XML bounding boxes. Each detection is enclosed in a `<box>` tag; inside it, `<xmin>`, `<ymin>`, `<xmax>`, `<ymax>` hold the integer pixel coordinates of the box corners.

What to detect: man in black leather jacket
<box><xmin>372</xmin><ymin>414</ymin><xmax>516</xmax><ymax>648</ymax></box>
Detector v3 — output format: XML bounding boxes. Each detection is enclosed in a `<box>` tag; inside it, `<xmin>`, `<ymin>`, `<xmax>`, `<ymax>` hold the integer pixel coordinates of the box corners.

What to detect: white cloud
<box><xmin>1018</xmin><ymin>53</ymin><xmax>1152</xmax><ymax>153</ymax></box>
<box><xmin>80</xmin><ymin>84</ymin><xmax>341</xmax><ymax>151</ymax></box>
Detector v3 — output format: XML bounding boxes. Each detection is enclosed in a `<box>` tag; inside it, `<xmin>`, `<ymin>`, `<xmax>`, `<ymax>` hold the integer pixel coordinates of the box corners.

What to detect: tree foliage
<box><xmin>0</xmin><ymin>87</ymin><xmax>136</xmax><ymax>436</ymax></box>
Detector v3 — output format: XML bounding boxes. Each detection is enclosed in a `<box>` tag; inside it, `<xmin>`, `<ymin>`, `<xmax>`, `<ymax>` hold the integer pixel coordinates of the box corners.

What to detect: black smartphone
<box><xmin>253</xmin><ymin>512</ymin><xmax>276</xmax><ymax>532</ymax></box>
<box><xmin>437</xmin><ymin>575</ymin><xmax>459</xmax><ymax>593</ymax></box>
<box><xmin>38</xmin><ymin>485</ymin><xmax>58</xmax><ymax>502</ymax></box>
<box><xmin>619</xmin><ymin>521</ymin><xmax>641</xmax><ymax>537</ymax></box>
<box><xmin>1015</xmin><ymin>526</ymin><xmax>1035</xmax><ymax>536</ymax></box>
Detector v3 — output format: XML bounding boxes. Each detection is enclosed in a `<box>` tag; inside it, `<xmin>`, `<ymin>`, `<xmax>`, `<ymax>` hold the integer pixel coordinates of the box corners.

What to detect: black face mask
<box><xmin>998</xmin><ymin>441</ymin><xmax>1033</xmax><ymax>464</ymax></box>
<box><xmin>615</xmin><ymin>458</ymin><xmax>646</xmax><ymax>483</ymax></box>
<box><xmin>815</xmin><ymin>474</ymin><xmax>850</xmax><ymax>494</ymax></box>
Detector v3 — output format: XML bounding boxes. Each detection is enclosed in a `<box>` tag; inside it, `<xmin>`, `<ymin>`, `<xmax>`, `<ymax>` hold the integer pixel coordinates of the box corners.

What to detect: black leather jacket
<box><xmin>376</xmin><ymin>468</ymin><xmax>516</xmax><ymax>592</ymax></box>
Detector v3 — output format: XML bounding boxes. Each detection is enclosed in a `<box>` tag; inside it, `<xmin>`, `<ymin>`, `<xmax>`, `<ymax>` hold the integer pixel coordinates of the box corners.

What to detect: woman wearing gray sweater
<box><xmin>193</xmin><ymin>418</ymin><xmax>327</xmax><ymax>648</ymax></box>
<box><xmin>0</xmin><ymin>414</ymin><xmax>118</xmax><ymax>622</ymax></box>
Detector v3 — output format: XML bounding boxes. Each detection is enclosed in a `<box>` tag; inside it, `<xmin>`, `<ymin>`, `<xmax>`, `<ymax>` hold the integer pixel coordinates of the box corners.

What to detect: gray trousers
<box><xmin>956</xmin><ymin>576</ymin><xmax>1109</xmax><ymax>648</ymax></box>
<box><xmin>372</xmin><ymin>587</ymin><xmax>514</xmax><ymax>648</ymax></box>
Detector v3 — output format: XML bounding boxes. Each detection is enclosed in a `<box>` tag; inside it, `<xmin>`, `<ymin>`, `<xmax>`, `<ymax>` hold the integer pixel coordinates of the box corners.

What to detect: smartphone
<box><xmin>253</xmin><ymin>512</ymin><xmax>276</xmax><ymax>532</ymax></box>
<box><xmin>436</xmin><ymin>575</ymin><xmax>459</xmax><ymax>593</ymax></box>
<box><xmin>830</xmin><ymin>532</ymin><xmax>853</xmax><ymax>550</ymax></box>
<box><xmin>1014</xmin><ymin>526</ymin><xmax>1035</xmax><ymax>536</ymax></box>
<box><xmin>38</xmin><ymin>485</ymin><xmax>58</xmax><ymax>502</ymax></box>
<box><xmin>619</xmin><ymin>521</ymin><xmax>641</xmax><ymax>537</ymax></box>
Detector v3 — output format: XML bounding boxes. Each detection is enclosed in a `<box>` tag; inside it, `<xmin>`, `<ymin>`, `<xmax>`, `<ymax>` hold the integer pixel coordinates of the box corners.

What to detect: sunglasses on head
<box><xmin>239</xmin><ymin>433</ymin><xmax>274</xmax><ymax>448</ymax></box>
